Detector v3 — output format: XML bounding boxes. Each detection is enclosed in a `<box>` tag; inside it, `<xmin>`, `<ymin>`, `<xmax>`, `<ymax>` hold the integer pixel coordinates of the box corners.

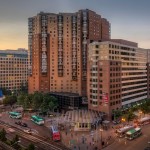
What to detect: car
<box><xmin>15</xmin><ymin>121</ymin><xmax>28</xmax><ymax>127</ymax></box>
<box><xmin>49</xmin><ymin>114</ymin><xmax>54</xmax><ymax>117</ymax></box>
<box><xmin>21</xmin><ymin>123</ymin><xmax>28</xmax><ymax>127</ymax></box>
<box><xmin>112</xmin><ymin>120</ymin><xmax>121</xmax><ymax>125</ymax></box>
<box><xmin>15</xmin><ymin>121</ymin><xmax>22</xmax><ymax>125</ymax></box>
<box><xmin>23</xmin><ymin>129</ymin><xmax>32</xmax><ymax>134</ymax></box>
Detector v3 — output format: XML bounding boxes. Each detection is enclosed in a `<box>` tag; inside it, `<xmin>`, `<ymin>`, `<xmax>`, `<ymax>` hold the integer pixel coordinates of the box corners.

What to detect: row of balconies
<box><xmin>58</xmin><ymin>23</ymin><xmax>63</xmax><ymax>26</ymax></box>
<box><xmin>58</xmin><ymin>27</ymin><xmax>63</xmax><ymax>30</ymax></box>
<box><xmin>72</xmin><ymin>66</ymin><xmax>77</xmax><ymax>70</ymax></box>
<box><xmin>58</xmin><ymin>63</ymin><xmax>63</xmax><ymax>66</ymax></box>
<box><xmin>58</xmin><ymin>66</ymin><xmax>63</xmax><ymax>69</ymax></box>
<box><xmin>72</xmin><ymin>46</ymin><xmax>77</xmax><ymax>49</ymax></box>
<box><xmin>72</xmin><ymin>35</ymin><xmax>77</xmax><ymax>38</ymax></box>
<box><xmin>72</xmin><ymin>73</ymin><xmax>77</xmax><ymax>76</ymax></box>
<box><xmin>58</xmin><ymin>72</ymin><xmax>63</xmax><ymax>77</ymax></box>
<box><xmin>41</xmin><ymin>34</ymin><xmax>47</xmax><ymax>38</ymax></box>
<box><xmin>41</xmin><ymin>31</ymin><xmax>47</xmax><ymax>34</ymax></box>
<box><xmin>41</xmin><ymin>23</ymin><xmax>47</xmax><ymax>27</ymax></box>
<box><xmin>58</xmin><ymin>16</ymin><xmax>63</xmax><ymax>20</ymax></box>
<box><xmin>28</xmin><ymin>22</ymin><xmax>33</xmax><ymax>25</ymax></box>
<box><xmin>58</xmin><ymin>30</ymin><xmax>63</xmax><ymax>35</ymax></box>
<box><xmin>28</xmin><ymin>35</ymin><xmax>32</xmax><ymax>38</ymax></box>
<box><xmin>41</xmin><ymin>40</ymin><xmax>46</xmax><ymax>44</ymax></box>
<box><xmin>58</xmin><ymin>48</ymin><xmax>63</xmax><ymax>51</ymax></box>
<box><xmin>72</xmin><ymin>31</ymin><xmax>77</xmax><ymax>34</ymax></box>
<box><xmin>83</xmin><ymin>30</ymin><xmax>87</xmax><ymax>34</ymax></box>
<box><xmin>58</xmin><ymin>34</ymin><xmax>63</xmax><ymax>37</ymax></box>
<box><xmin>83</xmin><ymin>16</ymin><xmax>87</xmax><ymax>21</ymax></box>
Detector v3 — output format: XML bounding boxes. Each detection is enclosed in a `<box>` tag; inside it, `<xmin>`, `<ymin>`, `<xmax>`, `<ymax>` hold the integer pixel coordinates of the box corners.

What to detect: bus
<box><xmin>116</xmin><ymin>125</ymin><xmax>134</xmax><ymax>137</ymax></box>
<box><xmin>125</xmin><ymin>127</ymin><xmax>142</xmax><ymax>140</ymax></box>
<box><xmin>31</xmin><ymin>115</ymin><xmax>44</xmax><ymax>125</ymax></box>
<box><xmin>137</xmin><ymin>117</ymin><xmax>150</xmax><ymax>126</ymax></box>
<box><xmin>50</xmin><ymin>126</ymin><xmax>61</xmax><ymax>141</ymax></box>
<box><xmin>9</xmin><ymin>112</ymin><xmax>22</xmax><ymax>119</ymax></box>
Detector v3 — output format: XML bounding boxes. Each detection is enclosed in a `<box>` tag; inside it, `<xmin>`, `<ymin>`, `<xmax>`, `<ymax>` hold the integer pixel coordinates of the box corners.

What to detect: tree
<box><xmin>27</xmin><ymin>143</ymin><xmax>35</xmax><ymax>150</ymax></box>
<box><xmin>0</xmin><ymin>87</ymin><xmax>11</xmax><ymax>96</ymax></box>
<box><xmin>32</xmin><ymin>92</ymin><xmax>43</xmax><ymax>111</ymax></box>
<box><xmin>20</xmin><ymin>81</ymin><xmax>28</xmax><ymax>94</ymax></box>
<box><xmin>40</xmin><ymin>98</ymin><xmax>49</xmax><ymax>114</ymax></box>
<box><xmin>11</xmin><ymin>135</ymin><xmax>21</xmax><ymax>150</ymax></box>
<box><xmin>17</xmin><ymin>93</ymin><xmax>26</xmax><ymax>105</ymax></box>
<box><xmin>48</xmin><ymin>101</ymin><xmax>55</xmax><ymax>112</ymax></box>
<box><xmin>3</xmin><ymin>95</ymin><xmax>17</xmax><ymax>106</ymax></box>
<box><xmin>49</xmin><ymin>96</ymin><xmax>58</xmax><ymax>112</ymax></box>
<box><xmin>113</xmin><ymin>109</ymin><xmax>122</xmax><ymax>120</ymax></box>
<box><xmin>123</xmin><ymin>110</ymin><xmax>136</xmax><ymax>123</ymax></box>
<box><xmin>139</xmin><ymin>102</ymin><xmax>150</xmax><ymax>115</ymax></box>
<box><xmin>0</xmin><ymin>128</ymin><xmax>7</xmax><ymax>142</ymax></box>
<box><xmin>23</xmin><ymin>95</ymin><xmax>32</xmax><ymax>109</ymax></box>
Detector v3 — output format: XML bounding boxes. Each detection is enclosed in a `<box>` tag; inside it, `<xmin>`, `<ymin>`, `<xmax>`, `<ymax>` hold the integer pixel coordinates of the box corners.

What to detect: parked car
<box><xmin>112</xmin><ymin>120</ymin><xmax>121</xmax><ymax>125</ymax></box>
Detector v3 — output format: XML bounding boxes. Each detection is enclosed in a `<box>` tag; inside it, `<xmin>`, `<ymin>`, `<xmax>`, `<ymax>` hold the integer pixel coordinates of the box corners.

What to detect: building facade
<box><xmin>28</xmin><ymin>9</ymin><xmax>110</xmax><ymax>98</ymax></box>
<box><xmin>0</xmin><ymin>49</ymin><xmax>28</xmax><ymax>92</ymax></box>
<box><xmin>88</xmin><ymin>40</ymin><xmax>150</xmax><ymax>118</ymax></box>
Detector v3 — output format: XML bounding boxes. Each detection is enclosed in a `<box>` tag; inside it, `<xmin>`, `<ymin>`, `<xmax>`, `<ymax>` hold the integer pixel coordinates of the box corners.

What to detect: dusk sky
<box><xmin>0</xmin><ymin>0</ymin><xmax>150</xmax><ymax>49</ymax></box>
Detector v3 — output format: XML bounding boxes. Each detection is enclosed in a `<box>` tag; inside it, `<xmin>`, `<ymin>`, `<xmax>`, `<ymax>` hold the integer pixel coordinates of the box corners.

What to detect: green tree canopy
<box><xmin>3</xmin><ymin>95</ymin><xmax>17</xmax><ymax>106</ymax></box>
<box><xmin>122</xmin><ymin>110</ymin><xmax>136</xmax><ymax>122</ymax></box>
<box><xmin>27</xmin><ymin>143</ymin><xmax>35</xmax><ymax>150</ymax></box>
<box><xmin>32</xmin><ymin>92</ymin><xmax>43</xmax><ymax>110</ymax></box>
<box><xmin>0</xmin><ymin>128</ymin><xmax>7</xmax><ymax>142</ymax></box>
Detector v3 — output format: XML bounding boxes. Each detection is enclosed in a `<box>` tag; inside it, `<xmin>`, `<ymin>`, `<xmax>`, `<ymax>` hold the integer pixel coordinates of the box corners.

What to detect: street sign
<box><xmin>102</xmin><ymin>92</ymin><xmax>108</xmax><ymax>104</ymax></box>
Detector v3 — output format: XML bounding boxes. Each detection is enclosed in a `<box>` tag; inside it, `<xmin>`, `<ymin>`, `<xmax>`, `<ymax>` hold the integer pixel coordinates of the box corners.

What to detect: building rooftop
<box><xmin>0</xmin><ymin>49</ymin><xmax>28</xmax><ymax>58</ymax></box>
<box><xmin>50</xmin><ymin>92</ymin><xmax>81</xmax><ymax>97</ymax></box>
<box><xmin>110</xmin><ymin>39</ymin><xmax>138</xmax><ymax>47</ymax></box>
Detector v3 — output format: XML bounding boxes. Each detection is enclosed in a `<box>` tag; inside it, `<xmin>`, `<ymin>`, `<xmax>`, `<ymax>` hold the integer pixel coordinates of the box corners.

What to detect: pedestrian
<box><xmin>92</xmin><ymin>141</ymin><xmax>95</xmax><ymax>146</ymax></box>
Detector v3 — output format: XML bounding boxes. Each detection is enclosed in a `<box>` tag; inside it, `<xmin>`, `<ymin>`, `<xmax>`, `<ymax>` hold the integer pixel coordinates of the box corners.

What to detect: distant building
<box><xmin>0</xmin><ymin>49</ymin><xmax>28</xmax><ymax>92</ymax></box>
<box><xmin>88</xmin><ymin>40</ymin><xmax>150</xmax><ymax>119</ymax></box>
<box><xmin>28</xmin><ymin>9</ymin><xmax>110</xmax><ymax>98</ymax></box>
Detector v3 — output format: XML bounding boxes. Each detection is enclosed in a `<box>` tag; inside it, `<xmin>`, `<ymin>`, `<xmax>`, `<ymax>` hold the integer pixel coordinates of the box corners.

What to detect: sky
<box><xmin>0</xmin><ymin>0</ymin><xmax>150</xmax><ymax>49</ymax></box>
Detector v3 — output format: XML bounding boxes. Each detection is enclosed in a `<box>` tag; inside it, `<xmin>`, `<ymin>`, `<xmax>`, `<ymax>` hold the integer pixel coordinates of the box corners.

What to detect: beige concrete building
<box><xmin>0</xmin><ymin>49</ymin><xmax>28</xmax><ymax>91</ymax></box>
<box><xmin>28</xmin><ymin>9</ymin><xmax>110</xmax><ymax>98</ymax></box>
<box><xmin>88</xmin><ymin>40</ymin><xmax>150</xmax><ymax>118</ymax></box>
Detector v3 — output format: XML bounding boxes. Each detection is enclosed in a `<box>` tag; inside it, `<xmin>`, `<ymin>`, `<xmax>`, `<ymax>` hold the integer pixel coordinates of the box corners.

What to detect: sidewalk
<box><xmin>61</xmin><ymin>125</ymin><xmax>116</xmax><ymax>150</ymax></box>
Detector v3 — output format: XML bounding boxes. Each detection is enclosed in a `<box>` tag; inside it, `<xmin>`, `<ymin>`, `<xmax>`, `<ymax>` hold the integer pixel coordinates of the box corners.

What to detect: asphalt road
<box><xmin>104</xmin><ymin>124</ymin><xmax>150</xmax><ymax>150</ymax></box>
<box><xmin>0</xmin><ymin>116</ymin><xmax>70</xmax><ymax>150</ymax></box>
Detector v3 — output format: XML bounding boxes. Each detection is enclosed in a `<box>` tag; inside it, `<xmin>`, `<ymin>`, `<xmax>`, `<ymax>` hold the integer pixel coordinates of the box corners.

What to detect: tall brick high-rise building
<box><xmin>88</xmin><ymin>40</ymin><xmax>150</xmax><ymax>119</ymax></box>
<box><xmin>28</xmin><ymin>9</ymin><xmax>110</xmax><ymax>98</ymax></box>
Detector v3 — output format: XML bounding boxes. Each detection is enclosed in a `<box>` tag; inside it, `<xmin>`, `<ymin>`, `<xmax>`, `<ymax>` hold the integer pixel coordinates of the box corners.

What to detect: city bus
<box><xmin>50</xmin><ymin>125</ymin><xmax>61</xmax><ymax>141</ymax></box>
<box><xmin>125</xmin><ymin>127</ymin><xmax>142</xmax><ymax>140</ymax></box>
<box><xmin>116</xmin><ymin>125</ymin><xmax>134</xmax><ymax>137</ymax></box>
<box><xmin>9</xmin><ymin>112</ymin><xmax>22</xmax><ymax>119</ymax></box>
<box><xmin>137</xmin><ymin>116</ymin><xmax>150</xmax><ymax>126</ymax></box>
<box><xmin>31</xmin><ymin>115</ymin><xmax>44</xmax><ymax>125</ymax></box>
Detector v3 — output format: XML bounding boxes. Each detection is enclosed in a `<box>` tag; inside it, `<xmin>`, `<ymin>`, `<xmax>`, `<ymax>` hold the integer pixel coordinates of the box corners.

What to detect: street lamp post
<box><xmin>100</xmin><ymin>128</ymin><xmax>103</xmax><ymax>148</ymax></box>
<box><xmin>139</xmin><ymin>111</ymin><xmax>143</xmax><ymax>119</ymax></box>
<box><xmin>121</xmin><ymin>118</ymin><xmax>126</xmax><ymax>126</ymax></box>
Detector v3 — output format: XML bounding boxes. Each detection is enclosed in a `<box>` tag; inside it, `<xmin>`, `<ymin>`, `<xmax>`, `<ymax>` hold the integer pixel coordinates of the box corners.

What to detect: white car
<box><xmin>23</xmin><ymin>129</ymin><xmax>32</xmax><ymax>134</ymax></box>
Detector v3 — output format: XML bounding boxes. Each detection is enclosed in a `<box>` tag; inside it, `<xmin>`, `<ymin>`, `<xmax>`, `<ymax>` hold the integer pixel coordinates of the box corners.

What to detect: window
<box><xmin>95</xmin><ymin>45</ymin><xmax>99</xmax><ymax>48</ymax></box>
